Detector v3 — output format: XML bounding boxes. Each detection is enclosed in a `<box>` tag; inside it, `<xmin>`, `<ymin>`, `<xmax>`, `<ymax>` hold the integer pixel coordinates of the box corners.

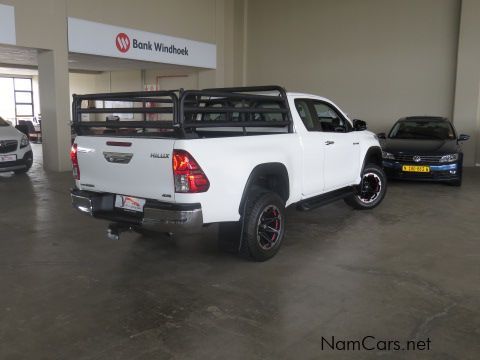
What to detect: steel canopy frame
<box><xmin>72</xmin><ymin>85</ymin><xmax>293</xmax><ymax>136</ymax></box>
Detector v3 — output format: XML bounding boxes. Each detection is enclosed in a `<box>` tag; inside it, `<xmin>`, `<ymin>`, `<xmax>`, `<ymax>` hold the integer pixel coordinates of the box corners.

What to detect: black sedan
<box><xmin>378</xmin><ymin>116</ymin><xmax>469</xmax><ymax>186</ymax></box>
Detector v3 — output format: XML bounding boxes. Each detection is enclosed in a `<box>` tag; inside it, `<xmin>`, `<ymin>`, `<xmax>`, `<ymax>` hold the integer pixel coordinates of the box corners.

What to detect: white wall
<box><xmin>0</xmin><ymin>77</ymin><xmax>15</xmax><ymax>123</ymax></box>
<box><xmin>245</xmin><ymin>0</ymin><xmax>461</xmax><ymax>135</ymax></box>
<box><xmin>66</xmin><ymin>0</ymin><xmax>216</xmax><ymax>44</ymax></box>
<box><xmin>144</xmin><ymin>70</ymin><xmax>199</xmax><ymax>91</ymax></box>
<box><xmin>453</xmin><ymin>0</ymin><xmax>480</xmax><ymax>166</ymax></box>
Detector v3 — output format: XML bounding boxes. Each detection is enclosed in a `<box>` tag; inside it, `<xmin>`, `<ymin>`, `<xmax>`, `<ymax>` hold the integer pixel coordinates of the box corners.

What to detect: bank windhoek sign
<box><xmin>68</xmin><ymin>18</ymin><xmax>216</xmax><ymax>69</ymax></box>
<box><xmin>0</xmin><ymin>4</ymin><xmax>16</xmax><ymax>45</ymax></box>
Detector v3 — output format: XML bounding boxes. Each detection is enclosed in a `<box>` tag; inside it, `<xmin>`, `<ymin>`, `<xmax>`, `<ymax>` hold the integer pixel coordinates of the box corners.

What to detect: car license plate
<box><xmin>402</xmin><ymin>165</ymin><xmax>430</xmax><ymax>173</ymax></box>
<box><xmin>115</xmin><ymin>195</ymin><xmax>146</xmax><ymax>213</ymax></box>
<box><xmin>0</xmin><ymin>154</ymin><xmax>16</xmax><ymax>162</ymax></box>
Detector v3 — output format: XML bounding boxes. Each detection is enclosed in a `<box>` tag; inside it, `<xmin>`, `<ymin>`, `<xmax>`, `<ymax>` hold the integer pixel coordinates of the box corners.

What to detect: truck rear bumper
<box><xmin>71</xmin><ymin>189</ymin><xmax>203</xmax><ymax>234</ymax></box>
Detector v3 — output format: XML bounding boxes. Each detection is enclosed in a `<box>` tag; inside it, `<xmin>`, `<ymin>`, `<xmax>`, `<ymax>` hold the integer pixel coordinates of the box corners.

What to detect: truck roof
<box><xmin>287</xmin><ymin>92</ymin><xmax>334</xmax><ymax>105</ymax></box>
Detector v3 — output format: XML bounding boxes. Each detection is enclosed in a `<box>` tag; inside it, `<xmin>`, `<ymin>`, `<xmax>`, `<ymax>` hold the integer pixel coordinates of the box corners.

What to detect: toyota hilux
<box><xmin>70</xmin><ymin>86</ymin><xmax>386</xmax><ymax>261</ymax></box>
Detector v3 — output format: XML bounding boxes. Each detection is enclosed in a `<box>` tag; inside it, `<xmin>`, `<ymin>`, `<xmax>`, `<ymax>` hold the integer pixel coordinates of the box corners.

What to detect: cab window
<box><xmin>295</xmin><ymin>99</ymin><xmax>351</xmax><ymax>132</ymax></box>
<box><xmin>295</xmin><ymin>100</ymin><xmax>315</xmax><ymax>130</ymax></box>
<box><xmin>311</xmin><ymin>102</ymin><xmax>351</xmax><ymax>132</ymax></box>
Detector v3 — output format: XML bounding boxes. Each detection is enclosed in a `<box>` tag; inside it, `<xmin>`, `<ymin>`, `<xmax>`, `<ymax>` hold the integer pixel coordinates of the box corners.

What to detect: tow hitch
<box><xmin>107</xmin><ymin>223</ymin><xmax>132</xmax><ymax>241</ymax></box>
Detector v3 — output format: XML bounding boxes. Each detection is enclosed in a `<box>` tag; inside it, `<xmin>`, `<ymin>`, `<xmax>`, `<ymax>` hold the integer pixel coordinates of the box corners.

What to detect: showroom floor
<box><xmin>1</xmin><ymin>144</ymin><xmax>479</xmax><ymax>359</ymax></box>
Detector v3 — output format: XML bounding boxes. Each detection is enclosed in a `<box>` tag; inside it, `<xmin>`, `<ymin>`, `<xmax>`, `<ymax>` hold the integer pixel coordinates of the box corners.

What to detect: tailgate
<box><xmin>75</xmin><ymin>136</ymin><xmax>175</xmax><ymax>201</ymax></box>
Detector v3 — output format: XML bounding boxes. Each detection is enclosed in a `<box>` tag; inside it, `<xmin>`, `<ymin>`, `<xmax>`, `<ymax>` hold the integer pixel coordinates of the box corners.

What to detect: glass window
<box><xmin>14</xmin><ymin>78</ymin><xmax>32</xmax><ymax>91</ymax></box>
<box><xmin>295</xmin><ymin>100</ymin><xmax>314</xmax><ymax>130</ymax></box>
<box><xmin>231</xmin><ymin>101</ymin><xmax>248</xmax><ymax>122</ymax></box>
<box><xmin>312</xmin><ymin>102</ymin><xmax>350</xmax><ymax>132</ymax></box>
<box><xmin>295</xmin><ymin>99</ymin><xmax>351</xmax><ymax>132</ymax></box>
<box><xmin>202</xmin><ymin>102</ymin><xmax>226</xmax><ymax>122</ymax></box>
<box><xmin>15</xmin><ymin>91</ymin><xmax>32</xmax><ymax>103</ymax></box>
<box><xmin>253</xmin><ymin>102</ymin><xmax>284</xmax><ymax>122</ymax></box>
<box><xmin>16</xmin><ymin>104</ymin><xmax>33</xmax><ymax>116</ymax></box>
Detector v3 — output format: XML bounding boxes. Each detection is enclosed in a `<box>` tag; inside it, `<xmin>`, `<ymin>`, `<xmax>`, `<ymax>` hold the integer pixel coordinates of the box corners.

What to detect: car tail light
<box><xmin>173</xmin><ymin>150</ymin><xmax>209</xmax><ymax>193</ymax></box>
<box><xmin>70</xmin><ymin>143</ymin><xmax>80</xmax><ymax>180</ymax></box>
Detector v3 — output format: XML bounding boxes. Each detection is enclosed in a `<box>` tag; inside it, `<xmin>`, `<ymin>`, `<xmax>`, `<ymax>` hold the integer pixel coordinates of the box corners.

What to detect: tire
<box><xmin>344</xmin><ymin>164</ymin><xmax>387</xmax><ymax>210</ymax></box>
<box><xmin>240</xmin><ymin>191</ymin><xmax>286</xmax><ymax>261</ymax></box>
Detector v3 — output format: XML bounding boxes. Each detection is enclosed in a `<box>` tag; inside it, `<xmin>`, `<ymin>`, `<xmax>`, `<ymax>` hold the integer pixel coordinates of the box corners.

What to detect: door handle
<box><xmin>353</xmin><ymin>142</ymin><xmax>360</xmax><ymax>145</ymax></box>
<box><xmin>325</xmin><ymin>141</ymin><xmax>335</xmax><ymax>145</ymax></box>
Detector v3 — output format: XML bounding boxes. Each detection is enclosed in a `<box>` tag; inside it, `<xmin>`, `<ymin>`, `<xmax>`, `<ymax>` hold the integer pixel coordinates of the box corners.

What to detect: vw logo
<box><xmin>115</xmin><ymin>33</ymin><xmax>130</xmax><ymax>53</ymax></box>
<box><xmin>413</xmin><ymin>155</ymin><xmax>422</xmax><ymax>163</ymax></box>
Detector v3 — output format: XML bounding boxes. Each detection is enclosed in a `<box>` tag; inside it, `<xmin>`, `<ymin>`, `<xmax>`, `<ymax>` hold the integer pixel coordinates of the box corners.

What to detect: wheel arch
<box><xmin>362</xmin><ymin>146</ymin><xmax>383</xmax><ymax>171</ymax></box>
<box><xmin>238</xmin><ymin>162</ymin><xmax>290</xmax><ymax>214</ymax></box>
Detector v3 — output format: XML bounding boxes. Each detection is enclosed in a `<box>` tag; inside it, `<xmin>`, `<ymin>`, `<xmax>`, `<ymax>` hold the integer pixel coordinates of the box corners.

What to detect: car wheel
<box><xmin>345</xmin><ymin>164</ymin><xmax>387</xmax><ymax>210</ymax></box>
<box><xmin>240</xmin><ymin>191</ymin><xmax>286</xmax><ymax>261</ymax></box>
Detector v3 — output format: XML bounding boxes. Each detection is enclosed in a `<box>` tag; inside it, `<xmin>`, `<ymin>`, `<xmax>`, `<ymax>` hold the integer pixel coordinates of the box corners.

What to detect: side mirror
<box><xmin>377</xmin><ymin>132</ymin><xmax>386</xmax><ymax>139</ymax></box>
<box><xmin>353</xmin><ymin>119</ymin><xmax>367</xmax><ymax>131</ymax></box>
<box><xmin>458</xmin><ymin>134</ymin><xmax>470</xmax><ymax>141</ymax></box>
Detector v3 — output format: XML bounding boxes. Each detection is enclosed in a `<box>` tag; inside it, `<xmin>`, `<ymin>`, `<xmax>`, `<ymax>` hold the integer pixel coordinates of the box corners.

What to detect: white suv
<box><xmin>0</xmin><ymin>117</ymin><xmax>33</xmax><ymax>174</ymax></box>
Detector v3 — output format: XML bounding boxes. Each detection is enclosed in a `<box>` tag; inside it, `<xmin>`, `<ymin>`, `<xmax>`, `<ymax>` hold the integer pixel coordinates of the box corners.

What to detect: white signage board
<box><xmin>68</xmin><ymin>17</ymin><xmax>216</xmax><ymax>69</ymax></box>
<box><xmin>0</xmin><ymin>4</ymin><xmax>16</xmax><ymax>45</ymax></box>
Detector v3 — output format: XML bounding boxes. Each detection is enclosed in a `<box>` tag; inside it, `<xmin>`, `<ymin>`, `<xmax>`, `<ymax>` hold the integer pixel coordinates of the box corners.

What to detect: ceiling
<box><xmin>0</xmin><ymin>44</ymin><xmax>200</xmax><ymax>75</ymax></box>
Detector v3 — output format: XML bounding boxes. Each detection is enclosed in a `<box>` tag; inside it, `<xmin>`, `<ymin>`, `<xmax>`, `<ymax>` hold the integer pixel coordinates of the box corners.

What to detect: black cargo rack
<box><xmin>72</xmin><ymin>85</ymin><xmax>292</xmax><ymax>137</ymax></box>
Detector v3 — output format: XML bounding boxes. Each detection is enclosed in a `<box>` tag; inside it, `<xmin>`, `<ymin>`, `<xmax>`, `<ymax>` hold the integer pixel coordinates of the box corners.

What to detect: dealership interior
<box><xmin>1</xmin><ymin>0</ymin><xmax>480</xmax><ymax>358</ymax></box>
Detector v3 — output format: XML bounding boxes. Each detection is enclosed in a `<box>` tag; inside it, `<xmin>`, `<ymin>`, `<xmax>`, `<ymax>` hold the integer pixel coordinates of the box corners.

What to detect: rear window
<box><xmin>193</xmin><ymin>100</ymin><xmax>287</xmax><ymax>124</ymax></box>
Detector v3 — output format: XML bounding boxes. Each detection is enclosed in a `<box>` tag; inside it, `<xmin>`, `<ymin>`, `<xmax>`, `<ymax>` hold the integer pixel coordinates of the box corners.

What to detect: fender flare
<box><xmin>238</xmin><ymin>162</ymin><xmax>290</xmax><ymax>214</ymax></box>
<box><xmin>361</xmin><ymin>146</ymin><xmax>383</xmax><ymax>173</ymax></box>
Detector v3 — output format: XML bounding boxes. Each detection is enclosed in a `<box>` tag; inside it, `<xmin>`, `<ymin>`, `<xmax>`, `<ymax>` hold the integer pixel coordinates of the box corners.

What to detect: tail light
<box><xmin>70</xmin><ymin>143</ymin><xmax>80</xmax><ymax>180</ymax></box>
<box><xmin>173</xmin><ymin>150</ymin><xmax>209</xmax><ymax>193</ymax></box>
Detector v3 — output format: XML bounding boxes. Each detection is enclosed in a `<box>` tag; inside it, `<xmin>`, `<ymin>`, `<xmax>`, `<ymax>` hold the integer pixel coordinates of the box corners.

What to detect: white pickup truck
<box><xmin>71</xmin><ymin>86</ymin><xmax>386</xmax><ymax>261</ymax></box>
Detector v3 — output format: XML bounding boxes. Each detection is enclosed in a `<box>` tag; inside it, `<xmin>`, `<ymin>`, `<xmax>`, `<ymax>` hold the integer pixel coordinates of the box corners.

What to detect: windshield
<box><xmin>389</xmin><ymin>120</ymin><xmax>456</xmax><ymax>140</ymax></box>
<box><xmin>0</xmin><ymin>117</ymin><xmax>10</xmax><ymax>127</ymax></box>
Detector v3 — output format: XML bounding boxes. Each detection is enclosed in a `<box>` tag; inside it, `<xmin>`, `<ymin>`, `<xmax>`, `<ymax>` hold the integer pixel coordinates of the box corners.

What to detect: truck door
<box><xmin>295</xmin><ymin>99</ymin><xmax>327</xmax><ymax>197</ymax></box>
<box><xmin>309</xmin><ymin>101</ymin><xmax>360</xmax><ymax>191</ymax></box>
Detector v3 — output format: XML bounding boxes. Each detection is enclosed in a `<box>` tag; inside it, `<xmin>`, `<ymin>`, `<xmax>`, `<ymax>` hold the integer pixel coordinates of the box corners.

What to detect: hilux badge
<box><xmin>151</xmin><ymin>153</ymin><xmax>169</xmax><ymax>159</ymax></box>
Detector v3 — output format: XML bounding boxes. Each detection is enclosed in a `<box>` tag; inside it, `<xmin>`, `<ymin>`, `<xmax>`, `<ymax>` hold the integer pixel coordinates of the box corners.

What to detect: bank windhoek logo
<box><xmin>115</xmin><ymin>33</ymin><xmax>130</xmax><ymax>53</ymax></box>
<box><xmin>115</xmin><ymin>32</ymin><xmax>190</xmax><ymax>56</ymax></box>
